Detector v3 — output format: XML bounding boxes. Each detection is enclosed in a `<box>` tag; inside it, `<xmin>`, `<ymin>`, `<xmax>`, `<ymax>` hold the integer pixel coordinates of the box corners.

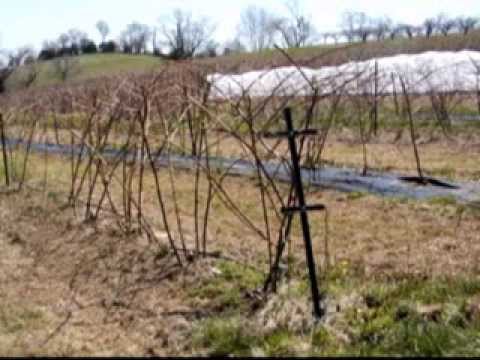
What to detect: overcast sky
<box><xmin>0</xmin><ymin>0</ymin><xmax>479</xmax><ymax>51</ymax></box>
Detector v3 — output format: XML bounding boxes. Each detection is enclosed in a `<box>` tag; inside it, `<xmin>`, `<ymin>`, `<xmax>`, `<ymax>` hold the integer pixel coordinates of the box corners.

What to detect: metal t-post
<box><xmin>282</xmin><ymin>108</ymin><xmax>324</xmax><ymax>319</ymax></box>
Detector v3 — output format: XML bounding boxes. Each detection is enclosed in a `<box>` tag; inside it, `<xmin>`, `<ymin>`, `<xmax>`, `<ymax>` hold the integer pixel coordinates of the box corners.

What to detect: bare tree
<box><xmin>196</xmin><ymin>41</ymin><xmax>219</xmax><ymax>58</ymax></box>
<box><xmin>14</xmin><ymin>47</ymin><xmax>38</xmax><ymax>88</ymax></box>
<box><xmin>413</xmin><ymin>26</ymin><xmax>424</xmax><ymax>37</ymax></box>
<box><xmin>53</xmin><ymin>55</ymin><xmax>79</xmax><ymax>82</ymax></box>
<box><xmin>58</xmin><ymin>33</ymin><xmax>70</xmax><ymax>50</ymax></box>
<box><xmin>96</xmin><ymin>20</ymin><xmax>110</xmax><ymax>43</ymax></box>
<box><xmin>237</xmin><ymin>5</ymin><xmax>277</xmax><ymax>52</ymax></box>
<box><xmin>371</xmin><ymin>16</ymin><xmax>392</xmax><ymax>41</ymax></box>
<box><xmin>398</xmin><ymin>23</ymin><xmax>415</xmax><ymax>39</ymax></box>
<box><xmin>340</xmin><ymin>11</ymin><xmax>357</xmax><ymax>42</ymax></box>
<box><xmin>340</xmin><ymin>11</ymin><xmax>371</xmax><ymax>43</ymax></box>
<box><xmin>68</xmin><ymin>29</ymin><xmax>88</xmax><ymax>48</ymax></box>
<box><xmin>388</xmin><ymin>24</ymin><xmax>404</xmax><ymax>40</ymax></box>
<box><xmin>120</xmin><ymin>22</ymin><xmax>151</xmax><ymax>54</ymax></box>
<box><xmin>0</xmin><ymin>47</ymin><xmax>35</xmax><ymax>92</ymax></box>
<box><xmin>456</xmin><ymin>16</ymin><xmax>478</xmax><ymax>35</ymax></box>
<box><xmin>160</xmin><ymin>9</ymin><xmax>215</xmax><ymax>59</ymax></box>
<box><xmin>20</xmin><ymin>60</ymin><xmax>40</xmax><ymax>89</ymax></box>
<box><xmin>8</xmin><ymin>47</ymin><xmax>33</xmax><ymax>67</ymax></box>
<box><xmin>355</xmin><ymin>12</ymin><xmax>372</xmax><ymax>43</ymax></box>
<box><xmin>423</xmin><ymin>18</ymin><xmax>436</xmax><ymax>38</ymax></box>
<box><xmin>436</xmin><ymin>13</ymin><xmax>455</xmax><ymax>36</ymax></box>
<box><xmin>223</xmin><ymin>38</ymin><xmax>246</xmax><ymax>56</ymax></box>
<box><xmin>272</xmin><ymin>0</ymin><xmax>316</xmax><ymax>48</ymax></box>
<box><xmin>38</xmin><ymin>40</ymin><xmax>58</xmax><ymax>60</ymax></box>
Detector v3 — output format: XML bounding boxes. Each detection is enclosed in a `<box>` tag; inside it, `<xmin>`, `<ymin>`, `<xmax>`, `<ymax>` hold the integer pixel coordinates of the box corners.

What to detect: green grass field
<box><xmin>6</xmin><ymin>53</ymin><xmax>162</xmax><ymax>90</ymax></box>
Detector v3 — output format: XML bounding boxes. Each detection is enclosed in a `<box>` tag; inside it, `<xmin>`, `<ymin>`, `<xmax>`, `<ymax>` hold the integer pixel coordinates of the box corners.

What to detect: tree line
<box><xmin>3</xmin><ymin>3</ymin><xmax>480</xmax><ymax>63</ymax></box>
<box><xmin>337</xmin><ymin>11</ymin><xmax>478</xmax><ymax>44</ymax></box>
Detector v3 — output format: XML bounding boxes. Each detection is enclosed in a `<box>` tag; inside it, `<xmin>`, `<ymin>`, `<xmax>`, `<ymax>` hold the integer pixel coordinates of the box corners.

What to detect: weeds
<box><xmin>428</xmin><ymin>195</ymin><xmax>458</xmax><ymax>207</ymax></box>
<box><xmin>190</xmin><ymin>274</ymin><xmax>480</xmax><ymax>356</ymax></box>
<box><xmin>189</xmin><ymin>260</ymin><xmax>263</xmax><ymax>312</ymax></box>
<box><xmin>192</xmin><ymin>317</ymin><xmax>255</xmax><ymax>356</ymax></box>
<box><xmin>0</xmin><ymin>305</ymin><xmax>45</xmax><ymax>335</ymax></box>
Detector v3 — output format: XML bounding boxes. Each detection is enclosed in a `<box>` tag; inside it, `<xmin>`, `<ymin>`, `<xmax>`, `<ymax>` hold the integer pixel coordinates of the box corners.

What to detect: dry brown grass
<box><xmin>1</xmin><ymin>149</ymin><xmax>480</xmax><ymax>355</ymax></box>
<box><xmin>163</xmin><ymin>129</ymin><xmax>480</xmax><ymax>180</ymax></box>
<box><xmin>320</xmin><ymin>133</ymin><xmax>480</xmax><ymax>180</ymax></box>
<box><xmin>0</xmin><ymin>188</ymin><xmax>228</xmax><ymax>356</ymax></box>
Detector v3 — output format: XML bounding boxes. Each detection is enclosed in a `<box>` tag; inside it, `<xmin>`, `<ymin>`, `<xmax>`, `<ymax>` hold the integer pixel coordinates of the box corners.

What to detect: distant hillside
<box><xmin>5</xmin><ymin>29</ymin><xmax>480</xmax><ymax>91</ymax></box>
<box><xmin>198</xmin><ymin>29</ymin><xmax>480</xmax><ymax>73</ymax></box>
<box><xmin>6</xmin><ymin>53</ymin><xmax>162</xmax><ymax>91</ymax></box>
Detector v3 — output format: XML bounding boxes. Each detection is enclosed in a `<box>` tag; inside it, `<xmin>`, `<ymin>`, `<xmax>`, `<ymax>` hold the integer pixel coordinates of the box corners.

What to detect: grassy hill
<box><xmin>6</xmin><ymin>53</ymin><xmax>162</xmax><ymax>91</ymax></box>
<box><xmin>5</xmin><ymin>29</ymin><xmax>480</xmax><ymax>91</ymax></box>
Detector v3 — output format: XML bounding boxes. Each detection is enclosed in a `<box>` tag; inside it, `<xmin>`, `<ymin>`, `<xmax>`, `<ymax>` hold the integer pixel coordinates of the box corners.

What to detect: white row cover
<box><xmin>207</xmin><ymin>50</ymin><xmax>480</xmax><ymax>98</ymax></box>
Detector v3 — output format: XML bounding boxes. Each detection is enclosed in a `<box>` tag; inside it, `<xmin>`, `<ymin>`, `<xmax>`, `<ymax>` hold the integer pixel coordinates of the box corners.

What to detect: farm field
<box><xmin>2</xmin><ymin>152</ymin><xmax>480</xmax><ymax>356</ymax></box>
<box><xmin>2</xmin><ymin>39</ymin><xmax>480</xmax><ymax>356</ymax></box>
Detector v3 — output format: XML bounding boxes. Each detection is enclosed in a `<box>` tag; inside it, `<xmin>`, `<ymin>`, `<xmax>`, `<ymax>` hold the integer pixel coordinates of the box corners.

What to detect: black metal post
<box><xmin>283</xmin><ymin>108</ymin><xmax>324</xmax><ymax>319</ymax></box>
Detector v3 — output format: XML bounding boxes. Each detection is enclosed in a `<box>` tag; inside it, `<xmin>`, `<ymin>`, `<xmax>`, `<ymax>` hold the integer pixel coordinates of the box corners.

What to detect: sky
<box><xmin>0</xmin><ymin>0</ymin><xmax>479</xmax><ymax>51</ymax></box>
